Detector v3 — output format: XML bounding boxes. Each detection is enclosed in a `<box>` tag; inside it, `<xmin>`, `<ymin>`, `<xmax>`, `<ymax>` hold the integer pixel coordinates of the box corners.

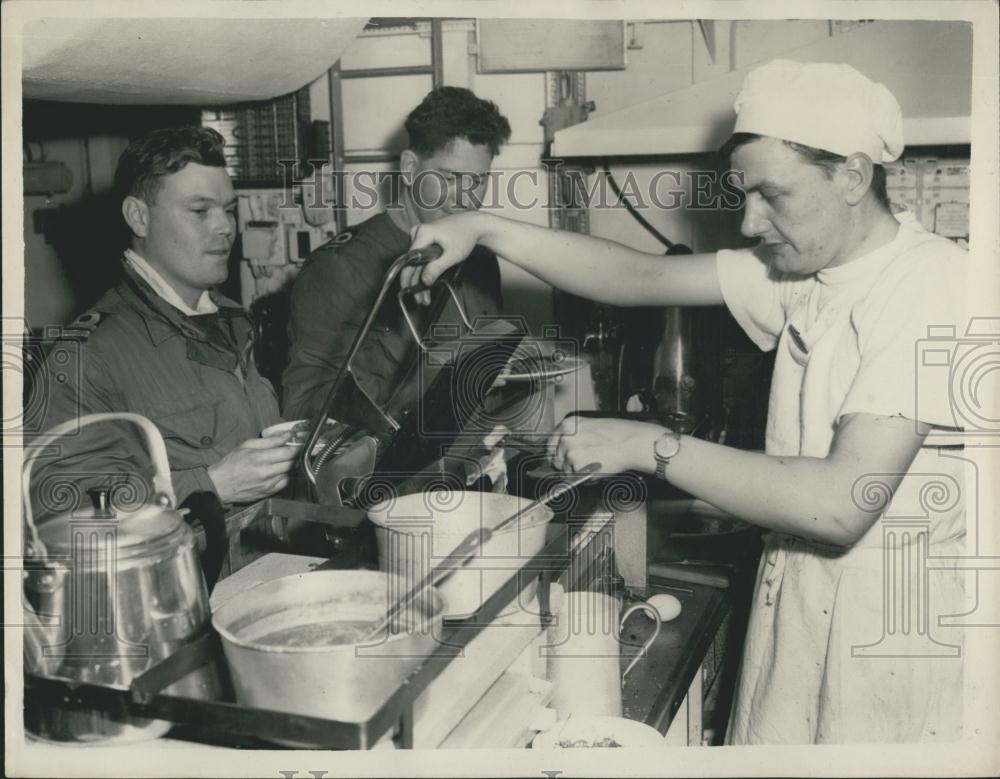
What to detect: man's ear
<box><xmin>122</xmin><ymin>196</ymin><xmax>150</xmax><ymax>238</ymax></box>
<box><xmin>399</xmin><ymin>149</ymin><xmax>420</xmax><ymax>186</ymax></box>
<box><xmin>842</xmin><ymin>154</ymin><xmax>875</xmax><ymax>207</ymax></box>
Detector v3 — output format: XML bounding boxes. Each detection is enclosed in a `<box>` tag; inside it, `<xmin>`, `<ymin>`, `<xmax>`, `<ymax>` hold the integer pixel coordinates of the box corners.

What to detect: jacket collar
<box><xmin>117</xmin><ymin>262</ymin><xmax>245</xmax><ymax>347</ymax></box>
<box><xmin>123</xmin><ymin>249</ymin><xmax>219</xmax><ymax>315</ymax></box>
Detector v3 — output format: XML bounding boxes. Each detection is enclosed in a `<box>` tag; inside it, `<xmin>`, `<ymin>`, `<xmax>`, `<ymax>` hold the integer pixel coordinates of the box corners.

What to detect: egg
<box><xmin>646</xmin><ymin>593</ymin><xmax>682</xmax><ymax>622</ymax></box>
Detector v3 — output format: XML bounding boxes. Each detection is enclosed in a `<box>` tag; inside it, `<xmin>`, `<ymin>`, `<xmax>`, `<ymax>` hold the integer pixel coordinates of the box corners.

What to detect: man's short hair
<box><xmin>404</xmin><ymin>87</ymin><xmax>511</xmax><ymax>158</ymax></box>
<box><xmin>720</xmin><ymin>132</ymin><xmax>891</xmax><ymax>210</ymax></box>
<box><xmin>114</xmin><ymin>126</ymin><xmax>227</xmax><ymax>204</ymax></box>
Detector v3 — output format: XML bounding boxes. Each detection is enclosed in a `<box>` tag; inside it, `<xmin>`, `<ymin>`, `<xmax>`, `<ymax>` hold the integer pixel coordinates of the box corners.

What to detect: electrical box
<box><xmin>236</xmin><ymin>189</ymin><xmax>335</xmax><ymax>266</ymax></box>
<box><xmin>885</xmin><ymin>156</ymin><xmax>969</xmax><ymax>248</ymax></box>
<box><xmin>235</xmin><ymin>188</ymin><xmax>338</xmax><ymax>306</ymax></box>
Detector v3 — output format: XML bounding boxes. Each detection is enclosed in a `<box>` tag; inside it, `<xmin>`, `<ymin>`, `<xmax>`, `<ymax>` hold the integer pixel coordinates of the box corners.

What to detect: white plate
<box><xmin>532</xmin><ymin>715</ymin><xmax>666</xmax><ymax>749</ymax></box>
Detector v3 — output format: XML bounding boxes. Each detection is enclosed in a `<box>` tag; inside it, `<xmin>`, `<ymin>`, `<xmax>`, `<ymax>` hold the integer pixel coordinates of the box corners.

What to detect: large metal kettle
<box><xmin>22</xmin><ymin>412</ymin><xmax>218</xmax><ymax>743</ymax></box>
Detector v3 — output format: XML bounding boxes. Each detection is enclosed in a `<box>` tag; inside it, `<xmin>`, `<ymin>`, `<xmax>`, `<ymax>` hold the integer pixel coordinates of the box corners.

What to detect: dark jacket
<box><xmin>29</xmin><ymin>264</ymin><xmax>281</xmax><ymax>519</ymax></box>
<box><xmin>282</xmin><ymin>212</ymin><xmax>502</xmax><ymax>420</ymax></box>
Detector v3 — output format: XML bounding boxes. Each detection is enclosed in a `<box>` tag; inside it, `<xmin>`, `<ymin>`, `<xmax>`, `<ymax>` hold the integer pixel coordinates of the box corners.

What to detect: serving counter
<box><xmin>24</xmin><ymin>488</ymin><xmax>737</xmax><ymax>750</ymax></box>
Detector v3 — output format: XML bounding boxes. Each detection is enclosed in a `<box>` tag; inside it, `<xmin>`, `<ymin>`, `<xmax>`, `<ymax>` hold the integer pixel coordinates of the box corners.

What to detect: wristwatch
<box><xmin>653</xmin><ymin>429</ymin><xmax>682</xmax><ymax>480</ymax></box>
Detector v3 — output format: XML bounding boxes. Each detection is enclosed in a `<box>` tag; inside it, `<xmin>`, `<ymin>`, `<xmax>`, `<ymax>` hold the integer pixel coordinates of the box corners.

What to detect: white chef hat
<box><xmin>733</xmin><ymin>59</ymin><xmax>904</xmax><ymax>163</ymax></box>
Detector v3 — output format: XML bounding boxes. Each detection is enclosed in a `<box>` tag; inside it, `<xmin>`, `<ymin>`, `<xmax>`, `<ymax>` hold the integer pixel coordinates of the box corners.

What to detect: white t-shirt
<box><xmin>717</xmin><ymin>212</ymin><xmax>970</xmax><ymax>744</ymax></box>
<box><xmin>718</xmin><ymin>210</ymin><xmax>965</xmax><ymax>448</ymax></box>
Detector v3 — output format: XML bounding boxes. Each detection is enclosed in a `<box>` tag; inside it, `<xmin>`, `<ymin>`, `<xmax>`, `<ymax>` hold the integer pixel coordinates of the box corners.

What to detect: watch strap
<box><xmin>653</xmin><ymin>430</ymin><xmax>680</xmax><ymax>480</ymax></box>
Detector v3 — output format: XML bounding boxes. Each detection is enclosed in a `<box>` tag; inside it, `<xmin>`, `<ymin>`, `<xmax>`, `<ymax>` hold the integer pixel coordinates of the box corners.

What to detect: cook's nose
<box><xmin>740</xmin><ymin>193</ymin><xmax>770</xmax><ymax>239</ymax></box>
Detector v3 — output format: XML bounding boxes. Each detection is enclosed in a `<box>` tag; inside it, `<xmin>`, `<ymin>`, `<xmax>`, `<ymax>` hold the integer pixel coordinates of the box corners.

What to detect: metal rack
<box><xmin>296</xmin><ymin>243</ymin><xmax>526</xmax><ymax>508</ymax></box>
<box><xmin>24</xmin><ymin>514</ymin><xmax>612</xmax><ymax>750</ymax></box>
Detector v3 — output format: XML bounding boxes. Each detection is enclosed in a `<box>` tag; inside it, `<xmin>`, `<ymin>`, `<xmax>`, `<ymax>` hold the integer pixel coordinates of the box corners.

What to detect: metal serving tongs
<box><xmin>301</xmin><ymin>244</ymin><xmax>454</xmax><ymax>485</ymax></box>
<box><xmin>363</xmin><ymin>462</ymin><xmax>603</xmax><ymax>641</ymax></box>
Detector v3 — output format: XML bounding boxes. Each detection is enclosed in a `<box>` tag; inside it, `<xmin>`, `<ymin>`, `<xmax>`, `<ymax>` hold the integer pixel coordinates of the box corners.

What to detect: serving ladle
<box><xmin>363</xmin><ymin>462</ymin><xmax>603</xmax><ymax>642</ymax></box>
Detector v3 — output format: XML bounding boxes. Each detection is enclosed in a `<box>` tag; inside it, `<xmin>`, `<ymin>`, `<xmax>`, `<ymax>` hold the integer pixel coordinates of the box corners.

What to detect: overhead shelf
<box><xmin>552</xmin><ymin>21</ymin><xmax>972</xmax><ymax>157</ymax></box>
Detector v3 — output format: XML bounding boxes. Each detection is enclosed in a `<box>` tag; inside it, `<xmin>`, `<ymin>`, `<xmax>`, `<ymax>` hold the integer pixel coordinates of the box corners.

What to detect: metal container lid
<box><xmin>36</xmin><ymin>500</ymin><xmax>191</xmax><ymax>565</ymax></box>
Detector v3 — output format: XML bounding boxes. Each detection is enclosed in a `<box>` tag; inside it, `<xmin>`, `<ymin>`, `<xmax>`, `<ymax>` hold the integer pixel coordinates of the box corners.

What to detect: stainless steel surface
<box><xmin>652</xmin><ymin>306</ymin><xmax>702</xmax><ymax>433</ymax></box>
<box><xmin>647</xmin><ymin>561</ymin><xmax>731</xmax><ymax>589</ymax></box>
<box><xmin>620</xmin><ymin>576</ymin><xmax>729</xmax><ymax>735</ymax></box>
<box><xmin>646</xmin><ymin>497</ymin><xmax>758</xmax><ymax>567</ymax></box>
<box><xmin>25</xmin><ymin>517</ymin><xmax>611</xmax><ymax>750</ymax></box>
<box><xmin>211</xmin><ymin>570</ymin><xmax>446</xmax><ymax>735</ymax></box>
<box><xmin>22</xmin><ymin>413</ymin><xmax>217</xmax><ymax>743</ymax></box>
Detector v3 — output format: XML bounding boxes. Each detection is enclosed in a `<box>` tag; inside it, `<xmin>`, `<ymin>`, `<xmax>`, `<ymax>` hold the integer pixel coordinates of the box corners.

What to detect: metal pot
<box><xmin>22</xmin><ymin>413</ymin><xmax>218</xmax><ymax>743</ymax></box>
<box><xmin>367</xmin><ymin>491</ymin><xmax>554</xmax><ymax>618</ymax></box>
<box><xmin>211</xmin><ymin>569</ymin><xmax>445</xmax><ymax>736</ymax></box>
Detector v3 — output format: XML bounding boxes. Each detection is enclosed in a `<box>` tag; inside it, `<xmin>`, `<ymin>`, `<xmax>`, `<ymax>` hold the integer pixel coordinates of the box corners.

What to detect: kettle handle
<box><xmin>22</xmin><ymin>412</ymin><xmax>176</xmax><ymax>561</ymax></box>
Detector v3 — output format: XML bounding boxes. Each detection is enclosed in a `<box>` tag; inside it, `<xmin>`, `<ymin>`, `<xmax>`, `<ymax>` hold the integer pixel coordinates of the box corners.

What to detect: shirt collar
<box><xmin>124</xmin><ymin>249</ymin><xmax>218</xmax><ymax>316</ymax></box>
<box><xmin>816</xmin><ymin>211</ymin><xmax>921</xmax><ymax>287</ymax></box>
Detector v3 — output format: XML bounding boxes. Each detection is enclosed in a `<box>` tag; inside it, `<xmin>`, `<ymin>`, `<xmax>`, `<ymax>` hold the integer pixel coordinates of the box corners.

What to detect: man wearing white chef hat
<box><xmin>400</xmin><ymin>59</ymin><xmax>968</xmax><ymax>744</ymax></box>
<box><xmin>732</xmin><ymin>58</ymin><xmax>905</xmax><ymax>163</ymax></box>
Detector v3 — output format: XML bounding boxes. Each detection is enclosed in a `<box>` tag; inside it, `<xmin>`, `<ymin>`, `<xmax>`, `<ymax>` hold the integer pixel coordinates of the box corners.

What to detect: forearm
<box><xmin>473</xmin><ymin>212</ymin><xmax>721</xmax><ymax>306</ymax></box>
<box><xmin>628</xmin><ymin>432</ymin><xmax>872</xmax><ymax>547</ymax></box>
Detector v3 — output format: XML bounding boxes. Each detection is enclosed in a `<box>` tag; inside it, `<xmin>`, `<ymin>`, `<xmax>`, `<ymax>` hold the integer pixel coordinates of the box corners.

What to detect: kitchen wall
<box><xmin>289</xmin><ymin>19</ymin><xmax>843</xmax><ymax>333</ymax></box>
<box><xmin>22</xmin><ymin>104</ymin><xmax>198</xmax><ymax>330</ymax></box>
<box><xmin>23</xmin><ymin>136</ymin><xmax>128</xmax><ymax>328</ymax></box>
<box><xmin>18</xmin><ymin>19</ymin><xmax>907</xmax><ymax>333</ymax></box>
<box><xmin>583</xmin><ymin>19</ymin><xmax>840</xmax><ymax>255</ymax></box>
<box><xmin>302</xmin><ymin>21</ymin><xmax>553</xmax><ymax>333</ymax></box>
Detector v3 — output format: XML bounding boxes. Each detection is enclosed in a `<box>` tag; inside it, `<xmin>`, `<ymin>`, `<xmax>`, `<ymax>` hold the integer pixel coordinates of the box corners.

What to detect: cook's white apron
<box><xmin>723</xmin><ymin>215</ymin><xmax>968</xmax><ymax>744</ymax></box>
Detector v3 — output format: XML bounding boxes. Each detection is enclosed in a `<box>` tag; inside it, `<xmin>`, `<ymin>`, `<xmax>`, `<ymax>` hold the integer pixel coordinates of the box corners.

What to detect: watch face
<box><xmin>654</xmin><ymin>432</ymin><xmax>680</xmax><ymax>460</ymax></box>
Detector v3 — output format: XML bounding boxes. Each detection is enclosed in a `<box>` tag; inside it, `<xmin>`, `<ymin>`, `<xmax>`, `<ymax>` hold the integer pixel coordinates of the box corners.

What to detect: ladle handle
<box><xmin>375</xmin><ymin>523</ymin><xmax>494</xmax><ymax>637</ymax></box>
<box><xmin>620</xmin><ymin>602</ymin><xmax>662</xmax><ymax>684</ymax></box>
<box><xmin>371</xmin><ymin>463</ymin><xmax>603</xmax><ymax>639</ymax></box>
<box><xmin>22</xmin><ymin>413</ymin><xmax>175</xmax><ymax>561</ymax></box>
<box><xmin>492</xmin><ymin>462</ymin><xmax>602</xmax><ymax>536</ymax></box>
<box><xmin>435</xmin><ymin>462</ymin><xmax>602</xmax><ymax>590</ymax></box>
